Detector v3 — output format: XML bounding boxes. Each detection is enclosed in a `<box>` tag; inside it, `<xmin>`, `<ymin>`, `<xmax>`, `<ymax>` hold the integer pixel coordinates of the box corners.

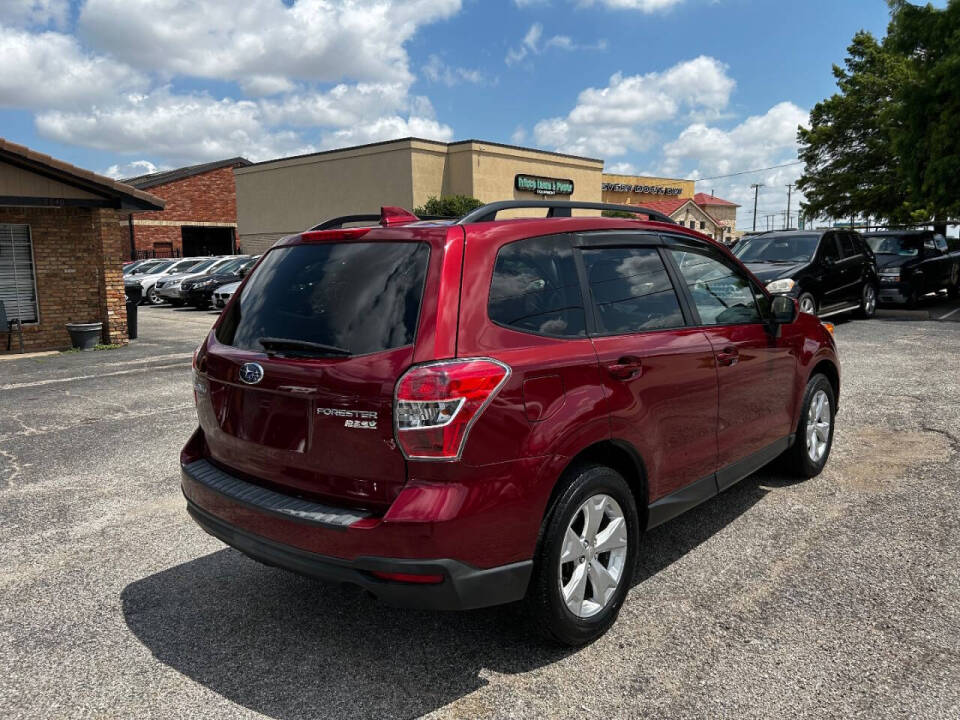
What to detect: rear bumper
<box><xmin>181</xmin><ymin>459</ymin><xmax>532</xmax><ymax>610</ymax></box>
<box><xmin>878</xmin><ymin>279</ymin><xmax>909</xmax><ymax>304</ymax></box>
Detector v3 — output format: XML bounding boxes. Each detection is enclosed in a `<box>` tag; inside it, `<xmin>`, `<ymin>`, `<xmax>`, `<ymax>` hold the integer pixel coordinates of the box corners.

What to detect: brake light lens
<box><xmin>394</xmin><ymin>358</ymin><xmax>511</xmax><ymax>461</ymax></box>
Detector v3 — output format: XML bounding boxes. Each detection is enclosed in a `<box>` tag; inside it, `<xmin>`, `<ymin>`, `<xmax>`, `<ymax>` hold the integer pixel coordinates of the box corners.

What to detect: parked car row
<box><xmin>124</xmin><ymin>255</ymin><xmax>258</xmax><ymax>309</ymax></box>
<box><xmin>733</xmin><ymin>228</ymin><xmax>960</xmax><ymax>317</ymax></box>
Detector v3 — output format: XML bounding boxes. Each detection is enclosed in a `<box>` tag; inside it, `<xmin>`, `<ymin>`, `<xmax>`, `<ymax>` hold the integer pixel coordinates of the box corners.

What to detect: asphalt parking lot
<box><xmin>2</xmin><ymin>299</ymin><xmax>959</xmax><ymax>719</ymax></box>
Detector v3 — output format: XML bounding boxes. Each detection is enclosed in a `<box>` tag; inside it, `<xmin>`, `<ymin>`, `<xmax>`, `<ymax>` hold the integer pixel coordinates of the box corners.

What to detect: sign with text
<box><xmin>515</xmin><ymin>174</ymin><xmax>575</xmax><ymax>196</ymax></box>
<box><xmin>602</xmin><ymin>183</ymin><xmax>683</xmax><ymax>196</ymax></box>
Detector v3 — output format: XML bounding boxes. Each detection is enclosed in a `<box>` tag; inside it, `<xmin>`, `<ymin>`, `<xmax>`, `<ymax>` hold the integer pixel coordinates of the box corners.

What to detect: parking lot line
<box><xmin>939</xmin><ymin>306</ymin><xmax>960</xmax><ymax>320</ymax></box>
<box><xmin>1</xmin><ymin>361</ymin><xmax>189</xmax><ymax>391</ymax></box>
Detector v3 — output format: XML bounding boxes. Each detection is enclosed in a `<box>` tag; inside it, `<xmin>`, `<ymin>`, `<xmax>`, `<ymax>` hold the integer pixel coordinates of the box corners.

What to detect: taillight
<box><xmin>394</xmin><ymin>358</ymin><xmax>511</xmax><ymax>461</ymax></box>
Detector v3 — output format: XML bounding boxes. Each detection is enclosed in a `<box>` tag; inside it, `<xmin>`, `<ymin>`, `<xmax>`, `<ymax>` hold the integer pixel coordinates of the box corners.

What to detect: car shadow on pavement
<box><xmin>121</xmin><ymin>475</ymin><xmax>768</xmax><ymax>720</ymax></box>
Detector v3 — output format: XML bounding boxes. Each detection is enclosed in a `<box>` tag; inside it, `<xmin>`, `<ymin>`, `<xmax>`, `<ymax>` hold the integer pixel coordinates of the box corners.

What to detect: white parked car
<box><xmin>155</xmin><ymin>256</ymin><xmax>241</xmax><ymax>305</ymax></box>
<box><xmin>213</xmin><ymin>280</ymin><xmax>240</xmax><ymax>309</ymax></box>
<box><xmin>137</xmin><ymin>258</ymin><xmax>208</xmax><ymax>305</ymax></box>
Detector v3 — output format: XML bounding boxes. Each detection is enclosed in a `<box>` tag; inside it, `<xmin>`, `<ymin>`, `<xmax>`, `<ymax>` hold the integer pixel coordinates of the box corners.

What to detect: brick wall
<box><xmin>0</xmin><ymin>206</ymin><xmax>127</xmax><ymax>353</ymax></box>
<box><xmin>130</xmin><ymin>165</ymin><xmax>240</xmax><ymax>257</ymax></box>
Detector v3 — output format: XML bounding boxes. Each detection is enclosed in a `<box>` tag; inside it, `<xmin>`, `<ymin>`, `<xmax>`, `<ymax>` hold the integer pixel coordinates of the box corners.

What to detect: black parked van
<box><xmin>734</xmin><ymin>229</ymin><xmax>879</xmax><ymax>319</ymax></box>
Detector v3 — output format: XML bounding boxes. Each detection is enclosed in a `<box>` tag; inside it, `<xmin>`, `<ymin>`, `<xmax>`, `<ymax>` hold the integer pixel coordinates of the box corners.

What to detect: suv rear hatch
<box><xmin>197</xmin><ymin>233</ymin><xmax>435</xmax><ymax>512</ymax></box>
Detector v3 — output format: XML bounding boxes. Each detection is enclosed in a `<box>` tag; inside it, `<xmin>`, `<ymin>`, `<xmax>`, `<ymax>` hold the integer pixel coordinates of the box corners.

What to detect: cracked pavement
<box><xmin>1</xmin><ymin>301</ymin><xmax>959</xmax><ymax>719</ymax></box>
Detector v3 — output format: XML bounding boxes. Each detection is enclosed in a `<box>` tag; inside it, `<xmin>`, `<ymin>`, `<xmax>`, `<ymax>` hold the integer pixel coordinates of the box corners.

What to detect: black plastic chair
<box><xmin>1</xmin><ymin>303</ymin><xmax>24</xmax><ymax>353</ymax></box>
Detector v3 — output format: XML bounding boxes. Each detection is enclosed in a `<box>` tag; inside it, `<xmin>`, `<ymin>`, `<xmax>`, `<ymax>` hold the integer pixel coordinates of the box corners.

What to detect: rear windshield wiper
<box><xmin>258</xmin><ymin>337</ymin><xmax>351</xmax><ymax>357</ymax></box>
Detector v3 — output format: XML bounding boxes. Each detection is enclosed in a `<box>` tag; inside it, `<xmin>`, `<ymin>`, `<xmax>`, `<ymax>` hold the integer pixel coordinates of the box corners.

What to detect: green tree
<box><xmin>798</xmin><ymin>1</ymin><xmax>960</xmax><ymax>227</ymax></box>
<box><xmin>885</xmin><ymin>0</ymin><xmax>960</xmax><ymax>224</ymax></box>
<box><xmin>413</xmin><ymin>195</ymin><xmax>483</xmax><ymax>218</ymax></box>
<box><xmin>796</xmin><ymin>31</ymin><xmax>910</xmax><ymax>223</ymax></box>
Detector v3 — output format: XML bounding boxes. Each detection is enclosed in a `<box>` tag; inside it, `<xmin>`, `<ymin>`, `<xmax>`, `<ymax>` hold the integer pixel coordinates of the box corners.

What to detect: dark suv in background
<box><xmin>734</xmin><ymin>229</ymin><xmax>878</xmax><ymax>318</ymax></box>
<box><xmin>863</xmin><ymin>230</ymin><xmax>960</xmax><ymax>305</ymax></box>
<box><xmin>182</xmin><ymin>201</ymin><xmax>840</xmax><ymax>645</ymax></box>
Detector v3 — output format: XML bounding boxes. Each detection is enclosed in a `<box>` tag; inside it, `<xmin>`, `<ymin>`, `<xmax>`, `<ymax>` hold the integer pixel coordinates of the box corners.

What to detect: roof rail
<box><xmin>308</xmin><ymin>207</ymin><xmax>451</xmax><ymax>231</ymax></box>
<box><xmin>456</xmin><ymin>200</ymin><xmax>677</xmax><ymax>225</ymax></box>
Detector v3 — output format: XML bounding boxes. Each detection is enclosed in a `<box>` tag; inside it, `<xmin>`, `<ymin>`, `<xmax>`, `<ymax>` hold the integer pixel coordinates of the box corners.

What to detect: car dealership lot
<box><xmin>1</xmin><ymin>303</ymin><xmax>959</xmax><ymax>719</ymax></box>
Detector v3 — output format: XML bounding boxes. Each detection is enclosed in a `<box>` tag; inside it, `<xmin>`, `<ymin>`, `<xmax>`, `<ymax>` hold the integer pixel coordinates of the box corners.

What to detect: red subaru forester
<box><xmin>182</xmin><ymin>201</ymin><xmax>839</xmax><ymax>645</ymax></box>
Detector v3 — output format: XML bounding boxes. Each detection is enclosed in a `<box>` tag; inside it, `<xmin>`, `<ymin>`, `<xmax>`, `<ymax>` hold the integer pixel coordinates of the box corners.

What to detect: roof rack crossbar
<box><xmin>308</xmin><ymin>210</ymin><xmax>453</xmax><ymax>231</ymax></box>
<box><xmin>456</xmin><ymin>200</ymin><xmax>677</xmax><ymax>225</ymax></box>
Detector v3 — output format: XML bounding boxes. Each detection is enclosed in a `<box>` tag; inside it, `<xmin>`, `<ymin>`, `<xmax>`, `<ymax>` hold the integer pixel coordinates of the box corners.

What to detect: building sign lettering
<box><xmin>515</xmin><ymin>174</ymin><xmax>575</xmax><ymax>196</ymax></box>
<box><xmin>602</xmin><ymin>183</ymin><xmax>683</xmax><ymax>196</ymax></box>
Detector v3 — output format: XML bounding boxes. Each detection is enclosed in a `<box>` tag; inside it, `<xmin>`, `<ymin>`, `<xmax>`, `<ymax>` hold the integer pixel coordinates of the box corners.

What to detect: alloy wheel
<box><xmin>559</xmin><ymin>494</ymin><xmax>629</xmax><ymax>618</ymax></box>
<box><xmin>147</xmin><ymin>287</ymin><xmax>162</xmax><ymax>305</ymax></box>
<box><xmin>799</xmin><ymin>294</ymin><xmax>816</xmax><ymax>315</ymax></box>
<box><xmin>862</xmin><ymin>285</ymin><xmax>876</xmax><ymax>315</ymax></box>
<box><xmin>806</xmin><ymin>389</ymin><xmax>831</xmax><ymax>463</ymax></box>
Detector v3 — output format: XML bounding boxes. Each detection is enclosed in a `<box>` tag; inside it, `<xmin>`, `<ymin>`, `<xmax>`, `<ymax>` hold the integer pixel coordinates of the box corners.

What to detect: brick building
<box><xmin>635</xmin><ymin>192</ymin><xmax>742</xmax><ymax>245</ymax></box>
<box><xmin>122</xmin><ymin>157</ymin><xmax>250</xmax><ymax>260</ymax></box>
<box><xmin>0</xmin><ymin>138</ymin><xmax>163</xmax><ymax>353</ymax></box>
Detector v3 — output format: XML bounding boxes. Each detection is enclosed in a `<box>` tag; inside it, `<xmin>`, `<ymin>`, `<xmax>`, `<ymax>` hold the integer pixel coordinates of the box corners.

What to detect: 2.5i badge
<box><xmin>316</xmin><ymin>407</ymin><xmax>378</xmax><ymax>430</ymax></box>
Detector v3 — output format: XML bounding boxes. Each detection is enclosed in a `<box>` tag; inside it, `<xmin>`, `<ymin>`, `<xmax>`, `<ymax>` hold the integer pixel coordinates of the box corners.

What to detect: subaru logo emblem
<box><xmin>239</xmin><ymin>362</ymin><xmax>264</xmax><ymax>385</ymax></box>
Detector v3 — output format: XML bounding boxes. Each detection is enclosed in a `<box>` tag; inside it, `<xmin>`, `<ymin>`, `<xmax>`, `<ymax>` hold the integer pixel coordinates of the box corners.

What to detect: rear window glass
<box><xmin>217</xmin><ymin>242</ymin><xmax>429</xmax><ymax>356</ymax></box>
<box><xmin>488</xmin><ymin>235</ymin><xmax>585</xmax><ymax>337</ymax></box>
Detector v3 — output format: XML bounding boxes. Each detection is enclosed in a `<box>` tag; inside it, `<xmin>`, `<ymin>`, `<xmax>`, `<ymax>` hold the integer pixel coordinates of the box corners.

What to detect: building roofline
<box><xmin>122</xmin><ymin>156</ymin><xmax>252</xmax><ymax>189</ymax></box>
<box><xmin>0</xmin><ymin>137</ymin><xmax>164</xmax><ymax>211</ymax></box>
<box><xmin>239</xmin><ymin>137</ymin><xmax>604</xmax><ymax>170</ymax></box>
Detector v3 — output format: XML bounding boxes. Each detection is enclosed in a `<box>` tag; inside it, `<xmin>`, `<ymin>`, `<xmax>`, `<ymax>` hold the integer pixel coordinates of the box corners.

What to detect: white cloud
<box><xmin>605</xmin><ymin>161</ymin><xmax>637</xmax><ymax>174</ymax></box>
<box><xmin>0</xmin><ymin>26</ymin><xmax>147</xmax><ymax>109</ymax></box>
<box><xmin>578</xmin><ymin>0</ymin><xmax>684</xmax><ymax>11</ymax></box>
<box><xmin>35</xmin><ymin>89</ymin><xmax>316</xmax><ymax>164</ymax></box>
<box><xmin>533</xmin><ymin>56</ymin><xmax>735</xmax><ymax>157</ymax></box>
<box><xmin>103</xmin><ymin>159</ymin><xmax>165</xmax><ymax>180</ymax></box>
<box><xmin>2</xmin><ymin>0</ymin><xmax>69</xmax><ymax>28</ymax></box>
<box><xmin>78</xmin><ymin>0</ymin><xmax>462</xmax><ymax>86</ymax></box>
<box><xmin>506</xmin><ymin>22</ymin><xmax>604</xmax><ymax>65</ymax></box>
<box><xmin>320</xmin><ymin>115</ymin><xmax>454</xmax><ymax>150</ymax></box>
<box><xmin>422</xmin><ymin>55</ymin><xmax>489</xmax><ymax>87</ymax></box>
<box><xmin>511</xmin><ymin>126</ymin><xmax>528</xmax><ymax>145</ymax></box>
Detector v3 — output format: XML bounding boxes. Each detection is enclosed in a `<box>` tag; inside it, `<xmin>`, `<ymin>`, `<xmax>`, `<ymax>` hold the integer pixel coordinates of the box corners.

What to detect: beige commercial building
<box><xmin>235</xmin><ymin>137</ymin><xmax>738</xmax><ymax>252</ymax></box>
<box><xmin>235</xmin><ymin>138</ymin><xmax>605</xmax><ymax>253</ymax></box>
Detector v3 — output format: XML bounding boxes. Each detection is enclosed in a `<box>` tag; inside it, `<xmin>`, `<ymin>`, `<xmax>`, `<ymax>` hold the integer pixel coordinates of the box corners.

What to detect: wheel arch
<box><xmin>541</xmin><ymin>439</ymin><xmax>650</xmax><ymax>532</ymax></box>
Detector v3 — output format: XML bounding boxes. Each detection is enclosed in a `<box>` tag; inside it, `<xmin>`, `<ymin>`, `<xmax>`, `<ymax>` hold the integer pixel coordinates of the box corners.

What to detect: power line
<box><xmin>696</xmin><ymin>161</ymin><xmax>803</xmax><ymax>182</ymax></box>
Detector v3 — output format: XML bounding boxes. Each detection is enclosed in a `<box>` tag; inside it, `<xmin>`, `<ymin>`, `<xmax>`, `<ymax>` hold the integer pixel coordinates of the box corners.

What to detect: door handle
<box><xmin>607</xmin><ymin>356</ymin><xmax>643</xmax><ymax>380</ymax></box>
<box><xmin>716</xmin><ymin>347</ymin><xmax>739</xmax><ymax>366</ymax></box>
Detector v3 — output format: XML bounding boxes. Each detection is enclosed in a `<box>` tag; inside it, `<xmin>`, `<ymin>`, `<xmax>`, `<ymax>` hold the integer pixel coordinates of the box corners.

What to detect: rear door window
<box><xmin>838</xmin><ymin>232</ymin><xmax>858</xmax><ymax>258</ymax></box>
<box><xmin>488</xmin><ymin>235</ymin><xmax>586</xmax><ymax>337</ymax></box>
<box><xmin>581</xmin><ymin>247</ymin><xmax>684</xmax><ymax>334</ymax></box>
<box><xmin>217</xmin><ymin>242</ymin><xmax>429</xmax><ymax>356</ymax></box>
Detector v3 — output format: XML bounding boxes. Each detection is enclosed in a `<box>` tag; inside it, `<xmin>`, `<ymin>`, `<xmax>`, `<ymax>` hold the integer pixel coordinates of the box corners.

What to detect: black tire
<box><xmin>146</xmin><ymin>286</ymin><xmax>163</xmax><ymax>305</ymax></box>
<box><xmin>906</xmin><ymin>285</ymin><xmax>922</xmax><ymax>308</ymax></box>
<box><xmin>524</xmin><ymin>464</ymin><xmax>640</xmax><ymax>646</ymax></box>
<box><xmin>797</xmin><ymin>292</ymin><xmax>817</xmax><ymax>316</ymax></box>
<box><xmin>856</xmin><ymin>283</ymin><xmax>877</xmax><ymax>319</ymax></box>
<box><xmin>782</xmin><ymin>374</ymin><xmax>836</xmax><ymax>479</ymax></box>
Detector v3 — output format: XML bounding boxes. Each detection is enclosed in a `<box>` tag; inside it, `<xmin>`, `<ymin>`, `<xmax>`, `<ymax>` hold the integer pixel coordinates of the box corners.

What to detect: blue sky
<box><xmin>0</xmin><ymin>1</ymin><xmax>921</xmax><ymax>226</ymax></box>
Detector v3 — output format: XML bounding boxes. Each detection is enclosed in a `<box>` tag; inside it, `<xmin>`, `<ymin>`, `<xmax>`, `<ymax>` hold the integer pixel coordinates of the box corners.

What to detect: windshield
<box><xmin>734</xmin><ymin>234</ymin><xmax>820</xmax><ymax>263</ymax></box>
<box><xmin>182</xmin><ymin>258</ymin><xmax>217</xmax><ymax>274</ymax></box>
<box><xmin>144</xmin><ymin>260</ymin><xmax>175</xmax><ymax>274</ymax></box>
<box><xmin>213</xmin><ymin>257</ymin><xmax>248</xmax><ymax>275</ymax></box>
<box><xmin>217</xmin><ymin>242</ymin><xmax>430</xmax><ymax>357</ymax></box>
<box><xmin>166</xmin><ymin>259</ymin><xmax>201</xmax><ymax>273</ymax></box>
<box><xmin>865</xmin><ymin>235</ymin><xmax>921</xmax><ymax>256</ymax></box>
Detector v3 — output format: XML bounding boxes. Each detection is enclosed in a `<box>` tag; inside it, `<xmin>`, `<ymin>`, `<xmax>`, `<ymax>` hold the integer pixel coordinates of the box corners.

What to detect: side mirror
<box><xmin>771</xmin><ymin>295</ymin><xmax>798</xmax><ymax>323</ymax></box>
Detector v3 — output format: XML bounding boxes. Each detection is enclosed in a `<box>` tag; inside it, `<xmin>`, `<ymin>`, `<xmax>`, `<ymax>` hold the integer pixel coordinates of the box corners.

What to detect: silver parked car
<box><xmin>155</xmin><ymin>256</ymin><xmax>240</xmax><ymax>305</ymax></box>
<box><xmin>213</xmin><ymin>280</ymin><xmax>240</xmax><ymax>309</ymax></box>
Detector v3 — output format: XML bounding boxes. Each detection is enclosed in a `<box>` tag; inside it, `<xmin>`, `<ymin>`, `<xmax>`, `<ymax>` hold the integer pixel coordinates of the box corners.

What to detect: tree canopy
<box><xmin>413</xmin><ymin>195</ymin><xmax>483</xmax><ymax>218</ymax></box>
<box><xmin>798</xmin><ymin>0</ymin><xmax>960</xmax><ymax>225</ymax></box>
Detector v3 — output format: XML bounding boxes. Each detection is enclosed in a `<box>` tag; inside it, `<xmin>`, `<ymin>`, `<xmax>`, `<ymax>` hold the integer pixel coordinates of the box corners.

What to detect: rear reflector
<box><xmin>370</xmin><ymin>571</ymin><xmax>444</xmax><ymax>584</ymax></box>
<box><xmin>394</xmin><ymin>358</ymin><xmax>510</xmax><ymax>461</ymax></box>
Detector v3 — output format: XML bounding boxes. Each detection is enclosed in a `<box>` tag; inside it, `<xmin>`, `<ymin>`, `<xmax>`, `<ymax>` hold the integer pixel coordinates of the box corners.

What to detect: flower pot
<box><xmin>65</xmin><ymin>322</ymin><xmax>103</xmax><ymax>350</ymax></box>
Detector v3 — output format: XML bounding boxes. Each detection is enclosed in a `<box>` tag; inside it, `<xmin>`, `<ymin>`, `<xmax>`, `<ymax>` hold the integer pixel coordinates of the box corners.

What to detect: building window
<box><xmin>0</xmin><ymin>224</ymin><xmax>39</xmax><ymax>323</ymax></box>
<box><xmin>689</xmin><ymin>220</ymin><xmax>696</xmax><ymax>229</ymax></box>
<box><xmin>700</xmin><ymin>221</ymin><xmax>706</xmax><ymax>230</ymax></box>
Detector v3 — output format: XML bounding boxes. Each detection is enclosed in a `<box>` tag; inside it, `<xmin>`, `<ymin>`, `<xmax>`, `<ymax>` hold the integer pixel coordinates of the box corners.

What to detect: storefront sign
<box><xmin>515</xmin><ymin>174</ymin><xmax>575</xmax><ymax>196</ymax></box>
<box><xmin>602</xmin><ymin>183</ymin><xmax>683</xmax><ymax>196</ymax></box>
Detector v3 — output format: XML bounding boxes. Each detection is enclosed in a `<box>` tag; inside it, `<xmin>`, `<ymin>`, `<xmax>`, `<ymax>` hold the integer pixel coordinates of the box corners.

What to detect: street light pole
<box><xmin>751</xmin><ymin>183</ymin><xmax>763</xmax><ymax>231</ymax></box>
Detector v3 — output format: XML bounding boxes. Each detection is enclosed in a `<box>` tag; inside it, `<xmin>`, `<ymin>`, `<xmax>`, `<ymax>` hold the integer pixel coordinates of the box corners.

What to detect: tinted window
<box><xmin>838</xmin><ymin>232</ymin><xmax>857</xmax><ymax>257</ymax></box>
<box><xmin>935</xmin><ymin>235</ymin><xmax>948</xmax><ymax>252</ymax></box>
<box><xmin>582</xmin><ymin>247</ymin><xmax>683</xmax><ymax>334</ymax></box>
<box><xmin>864</xmin><ymin>235</ymin><xmax>920</xmax><ymax>256</ymax></box>
<box><xmin>820</xmin><ymin>234</ymin><xmax>840</xmax><ymax>261</ymax></box>
<box><xmin>670</xmin><ymin>250</ymin><xmax>762</xmax><ymax>325</ymax></box>
<box><xmin>217</xmin><ymin>242</ymin><xmax>429</xmax><ymax>356</ymax></box>
<box><xmin>489</xmin><ymin>235</ymin><xmax>585</xmax><ymax>337</ymax></box>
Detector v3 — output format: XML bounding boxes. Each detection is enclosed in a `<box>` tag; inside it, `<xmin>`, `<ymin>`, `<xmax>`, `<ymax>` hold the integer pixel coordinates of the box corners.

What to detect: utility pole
<box><xmin>751</xmin><ymin>183</ymin><xmax>763</xmax><ymax>231</ymax></box>
<box><xmin>785</xmin><ymin>184</ymin><xmax>794</xmax><ymax>229</ymax></box>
